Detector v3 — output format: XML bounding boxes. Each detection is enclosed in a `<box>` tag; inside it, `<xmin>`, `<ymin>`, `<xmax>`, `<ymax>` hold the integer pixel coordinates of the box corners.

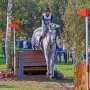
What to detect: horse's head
<box><xmin>50</xmin><ymin>23</ymin><xmax>60</xmax><ymax>29</ymax></box>
<box><xmin>47</xmin><ymin>23</ymin><xmax>60</xmax><ymax>45</ymax></box>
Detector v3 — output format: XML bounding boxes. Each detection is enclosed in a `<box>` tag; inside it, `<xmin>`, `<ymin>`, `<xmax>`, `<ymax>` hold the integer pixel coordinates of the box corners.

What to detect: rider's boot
<box><xmin>39</xmin><ymin>35</ymin><xmax>43</xmax><ymax>46</ymax></box>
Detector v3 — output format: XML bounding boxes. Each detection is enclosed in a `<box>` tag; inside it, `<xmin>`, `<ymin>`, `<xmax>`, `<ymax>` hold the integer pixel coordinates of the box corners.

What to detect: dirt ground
<box><xmin>0</xmin><ymin>75</ymin><xmax>73</xmax><ymax>90</ymax></box>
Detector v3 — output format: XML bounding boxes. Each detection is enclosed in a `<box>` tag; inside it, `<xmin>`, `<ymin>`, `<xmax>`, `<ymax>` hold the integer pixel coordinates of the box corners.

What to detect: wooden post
<box><xmin>13</xmin><ymin>28</ymin><xmax>16</xmax><ymax>76</ymax></box>
<box><xmin>17</xmin><ymin>51</ymin><xmax>24</xmax><ymax>77</ymax></box>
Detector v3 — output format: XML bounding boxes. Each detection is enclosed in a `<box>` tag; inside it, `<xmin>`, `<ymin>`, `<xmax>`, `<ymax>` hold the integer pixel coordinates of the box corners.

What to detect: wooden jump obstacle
<box><xmin>73</xmin><ymin>60</ymin><xmax>90</xmax><ymax>90</ymax></box>
<box><xmin>11</xmin><ymin>50</ymin><xmax>47</xmax><ymax>76</ymax></box>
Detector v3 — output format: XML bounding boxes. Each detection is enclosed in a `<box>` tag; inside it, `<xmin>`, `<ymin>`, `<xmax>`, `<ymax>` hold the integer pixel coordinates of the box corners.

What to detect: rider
<box><xmin>39</xmin><ymin>8</ymin><xmax>53</xmax><ymax>45</ymax></box>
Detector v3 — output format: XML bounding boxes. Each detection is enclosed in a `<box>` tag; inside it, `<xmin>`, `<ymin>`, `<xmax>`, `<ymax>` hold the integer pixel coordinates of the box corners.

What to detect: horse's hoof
<box><xmin>50</xmin><ymin>76</ymin><xmax>54</xmax><ymax>80</ymax></box>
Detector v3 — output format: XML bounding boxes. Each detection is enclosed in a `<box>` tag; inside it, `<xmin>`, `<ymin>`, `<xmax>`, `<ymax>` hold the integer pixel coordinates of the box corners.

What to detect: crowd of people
<box><xmin>1</xmin><ymin>36</ymin><xmax>72</xmax><ymax>63</ymax></box>
<box><xmin>55</xmin><ymin>37</ymin><xmax>90</xmax><ymax>64</ymax></box>
<box><xmin>16</xmin><ymin>37</ymin><xmax>32</xmax><ymax>50</ymax></box>
<box><xmin>1</xmin><ymin>36</ymin><xmax>75</xmax><ymax>64</ymax></box>
<box><xmin>1</xmin><ymin>37</ymin><xmax>32</xmax><ymax>57</ymax></box>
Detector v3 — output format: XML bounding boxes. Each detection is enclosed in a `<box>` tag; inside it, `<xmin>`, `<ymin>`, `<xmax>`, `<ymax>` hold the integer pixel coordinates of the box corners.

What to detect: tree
<box><xmin>0</xmin><ymin>0</ymin><xmax>68</xmax><ymax>37</ymax></box>
<box><xmin>61</xmin><ymin>0</ymin><xmax>90</xmax><ymax>61</ymax></box>
<box><xmin>0</xmin><ymin>0</ymin><xmax>7</xmax><ymax>31</ymax></box>
<box><xmin>49</xmin><ymin>0</ymin><xmax>68</xmax><ymax>33</ymax></box>
<box><xmin>36</xmin><ymin>0</ymin><xmax>68</xmax><ymax>34</ymax></box>
<box><xmin>6</xmin><ymin>0</ymin><xmax>13</xmax><ymax>68</ymax></box>
<box><xmin>12</xmin><ymin>0</ymin><xmax>41</xmax><ymax>36</ymax></box>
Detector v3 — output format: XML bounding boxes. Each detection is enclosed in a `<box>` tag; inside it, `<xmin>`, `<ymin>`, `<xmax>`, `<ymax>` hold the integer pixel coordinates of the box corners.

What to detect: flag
<box><xmin>9</xmin><ymin>22</ymin><xmax>16</xmax><ymax>28</ymax></box>
<box><xmin>77</xmin><ymin>8</ymin><xmax>88</xmax><ymax>17</ymax></box>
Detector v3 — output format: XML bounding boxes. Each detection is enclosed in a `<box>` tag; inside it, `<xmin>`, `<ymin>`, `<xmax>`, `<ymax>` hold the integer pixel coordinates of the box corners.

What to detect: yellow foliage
<box><xmin>11</xmin><ymin>17</ymin><xmax>23</xmax><ymax>25</ymax></box>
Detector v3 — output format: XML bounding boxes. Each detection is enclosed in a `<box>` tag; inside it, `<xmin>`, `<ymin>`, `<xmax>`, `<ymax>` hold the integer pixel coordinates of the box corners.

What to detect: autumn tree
<box><xmin>6</xmin><ymin>0</ymin><xmax>13</xmax><ymax>68</ymax></box>
<box><xmin>61</xmin><ymin>0</ymin><xmax>90</xmax><ymax>61</ymax></box>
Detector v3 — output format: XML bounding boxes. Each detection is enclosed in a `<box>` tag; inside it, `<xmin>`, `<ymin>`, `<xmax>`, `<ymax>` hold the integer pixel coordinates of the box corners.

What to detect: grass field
<box><xmin>55</xmin><ymin>64</ymin><xmax>73</xmax><ymax>79</ymax></box>
<box><xmin>0</xmin><ymin>44</ymin><xmax>73</xmax><ymax>90</ymax></box>
<box><xmin>0</xmin><ymin>82</ymin><xmax>47</xmax><ymax>90</ymax></box>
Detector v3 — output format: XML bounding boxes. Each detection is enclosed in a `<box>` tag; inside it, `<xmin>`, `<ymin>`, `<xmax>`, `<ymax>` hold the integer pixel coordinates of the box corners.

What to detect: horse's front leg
<box><xmin>50</xmin><ymin>53</ymin><xmax>55</xmax><ymax>79</ymax></box>
<box><xmin>44</xmin><ymin>49</ymin><xmax>50</xmax><ymax>76</ymax></box>
<box><xmin>50</xmin><ymin>46</ymin><xmax>56</xmax><ymax>79</ymax></box>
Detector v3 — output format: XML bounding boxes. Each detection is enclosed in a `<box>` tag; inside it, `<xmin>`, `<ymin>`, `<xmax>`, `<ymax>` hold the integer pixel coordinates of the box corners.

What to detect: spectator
<box><xmin>18</xmin><ymin>37</ymin><xmax>23</xmax><ymax>50</ymax></box>
<box><xmin>83</xmin><ymin>47</ymin><xmax>90</xmax><ymax>60</ymax></box>
<box><xmin>23</xmin><ymin>37</ymin><xmax>27</xmax><ymax>49</ymax></box>
<box><xmin>27</xmin><ymin>37</ymin><xmax>32</xmax><ymax>49</ymax></box>
<box><xmin>1</xmin><ymin>39</ymin><xmax>6</xmax><ymax>57</ymax></box>
<box><xmin>56</xmin><ymin>44</ymin><xmax>63</xmax><ymax>63</ymax></box>
<box><xmin>63</xmin><ymin>44</ymin><xmax>69</xmax><ymax>64</ymax></box>
<box><xmin>64</xmin><ymin>49</ymin><xmax>68</xmax><ymax>64</ymax></box>
<box><xmin>71</xmin><ymin>51</ymin><xmax>76</xmax><ymax>64</ymax></box>
<box><xmin>16</xmin><ymin>38</ymin><xmax>19</xmax><ymax>49</ymax></box>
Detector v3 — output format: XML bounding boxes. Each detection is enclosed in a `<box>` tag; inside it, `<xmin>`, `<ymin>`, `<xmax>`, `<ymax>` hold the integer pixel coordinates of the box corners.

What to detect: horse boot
<box><xmin>50</xmin><ymin>75</ymin><xmax>54</xmax><ymax>80</ymax></box>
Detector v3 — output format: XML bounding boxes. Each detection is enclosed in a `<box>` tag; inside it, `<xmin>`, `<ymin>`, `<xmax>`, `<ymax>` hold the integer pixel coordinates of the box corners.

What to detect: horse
<box><xmin>31</xmin><ymin>23</ymin><xmax>60</xmax><ymax>79</ymax></box>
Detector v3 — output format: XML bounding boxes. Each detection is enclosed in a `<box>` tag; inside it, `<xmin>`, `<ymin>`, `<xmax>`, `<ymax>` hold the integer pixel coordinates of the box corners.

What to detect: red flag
<box><xmin>8</xmin><ymin>22</ymin><xmax>16</xmax><ymax>28</ymax></box>
<box><xmin>77</xmin><ymin>8</ymin><xmax>88</xmax><ymax>17</ymax></box>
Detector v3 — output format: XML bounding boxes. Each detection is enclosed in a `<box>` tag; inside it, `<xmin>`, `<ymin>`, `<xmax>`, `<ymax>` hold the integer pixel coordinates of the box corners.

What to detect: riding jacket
<box><xmin>41</xmin><ymin>13</ymin><xmax>53</xmax><ymax>26</ymax></box>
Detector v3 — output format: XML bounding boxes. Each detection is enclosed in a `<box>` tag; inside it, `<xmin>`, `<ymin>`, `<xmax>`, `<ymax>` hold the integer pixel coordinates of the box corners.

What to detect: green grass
<box><xmin>0</xmin><ymin>43</ymin><xmax>14</xmax><ymax>70</ymax></box>
<box><xmin>0</xmin><ymin>57</ymin><xmax>6</xmax><ymax>70</ymax></box>
<box><xmin>0</xmin><ymin>82</ymin><xmax>48</xmax><ymax>90</ymax></box>
<box><xmin>55</xmin><ymin>64</ymin><xmax>73</xmax><ymax>79</ymax></box>
<box><xmin>0</xmin><ymin>44</ymin><xmax>6</xmax><ymax>70</ymax></box>
<box><xmin>55</xmin><ymin>55</ymin><xmax>73</xmax><ymax>79</ymax></box>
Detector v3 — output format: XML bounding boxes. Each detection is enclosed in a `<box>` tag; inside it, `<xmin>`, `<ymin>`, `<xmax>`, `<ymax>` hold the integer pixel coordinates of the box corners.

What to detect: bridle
<box><xmin>46</xmin><ymin>25</ymin><xmax>56</xmax><ymax>46</ymax></box>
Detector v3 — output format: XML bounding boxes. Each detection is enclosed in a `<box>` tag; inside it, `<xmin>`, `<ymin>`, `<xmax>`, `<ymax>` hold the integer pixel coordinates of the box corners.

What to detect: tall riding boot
<box><xmin>39</xmin><ymin>36</ymin><xmax>43</xmax><ymax>45</ymax></box>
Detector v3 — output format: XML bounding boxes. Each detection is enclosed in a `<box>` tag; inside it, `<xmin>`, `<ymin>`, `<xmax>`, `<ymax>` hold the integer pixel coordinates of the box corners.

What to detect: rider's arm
<box><xmin>41</xmin><ymin>15</ymin><xmax>46</xmax><ymax>26</ymax></box>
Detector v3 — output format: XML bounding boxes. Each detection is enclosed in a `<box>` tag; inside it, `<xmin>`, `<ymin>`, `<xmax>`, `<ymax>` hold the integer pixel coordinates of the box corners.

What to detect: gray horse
<box><xmin>31</xmin><ymin>23</ymin><xmax>60</xmax><ymax>79</ymax></box>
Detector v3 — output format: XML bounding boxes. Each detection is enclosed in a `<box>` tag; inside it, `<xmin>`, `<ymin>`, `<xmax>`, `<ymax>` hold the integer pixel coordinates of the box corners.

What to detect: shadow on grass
<box><xmin>55</xmin><ymin>61</ymin><xmax>73</xmax><ymax>65</ymax></box>
<box><xmin>58</xmin><ymin>77</ymin><xmax>73</xmax><ymax>83</ymax></box>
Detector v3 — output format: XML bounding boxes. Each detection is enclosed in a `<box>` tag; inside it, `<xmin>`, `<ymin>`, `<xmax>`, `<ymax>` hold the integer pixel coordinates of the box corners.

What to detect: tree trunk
<box><xmin>6</xmin><ymin>0</ymin><xmax>12</xmax><ymax>68</ymax></box>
